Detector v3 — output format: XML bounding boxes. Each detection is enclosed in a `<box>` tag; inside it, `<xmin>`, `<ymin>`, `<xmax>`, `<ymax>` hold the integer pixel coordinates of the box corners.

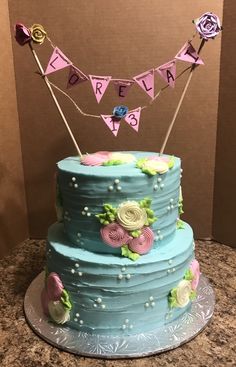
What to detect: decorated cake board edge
<box><xmin>24</xmin><ymin>272</ymin><xmax>215</xmax><ymax>359</ymax></box>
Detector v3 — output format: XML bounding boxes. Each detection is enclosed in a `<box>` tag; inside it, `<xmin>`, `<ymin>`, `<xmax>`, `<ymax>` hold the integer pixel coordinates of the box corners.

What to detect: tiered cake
<box><xmin>42</xmin><ymin>151</ymin><xmax>200</xmax><ymax>336</ymax></box>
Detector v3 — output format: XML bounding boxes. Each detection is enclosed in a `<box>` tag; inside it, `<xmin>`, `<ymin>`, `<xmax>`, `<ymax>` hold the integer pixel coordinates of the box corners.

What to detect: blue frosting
<box><xmin>47</xmin><ymin>222</ymin><xmax>194</xmax><ymax>335</ymax></box>
<box><xmin>57</xmin><ymin>152</ymin><xmax>181</xmax><ymax>254</ymax></box>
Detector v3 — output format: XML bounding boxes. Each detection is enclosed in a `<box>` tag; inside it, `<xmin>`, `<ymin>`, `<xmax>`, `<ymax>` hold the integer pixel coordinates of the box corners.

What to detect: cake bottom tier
<box><xmin>46</xmin><ymin>222</ymin><xmax>196</xmax><ymax>336</ymax></box>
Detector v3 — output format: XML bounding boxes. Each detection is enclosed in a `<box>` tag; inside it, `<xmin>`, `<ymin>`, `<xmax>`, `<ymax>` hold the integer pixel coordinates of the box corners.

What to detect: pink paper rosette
<box><xmin>81</xmin><ymin>151</ymin><xmax>111</xmax><ymax>166</ymax></box>
<box><xmin>100</xmin><ymin>222</ymin><xmax>131</xmax><ymax>248</ymax></box>
<box><xmin>189</xmin><ymin>259</ymin><xmax>200</xmax><ymax>290</ymax></box>
<box><xmin>128</xmin><ymin>227</ymin><xmax>154</xmax><ymax>254</ymax></box>
<box><xmin>194</xmin><ymin>12</ymin><xmax>222</xmax><ymax>40</ymax></box>
<box><xmin>15</xmin><ymin>23</ymin><xmax>31</xmax><ymax>45</ymax></box>
<box><xmin>41</xmin><ymin>272</ymin><xmax>64</xmax><ymax>314</ymax></box>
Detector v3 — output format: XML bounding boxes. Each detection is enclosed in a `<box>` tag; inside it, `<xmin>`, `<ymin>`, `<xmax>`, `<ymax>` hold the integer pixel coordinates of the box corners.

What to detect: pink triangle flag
<box><xmin>44</xmin><ymin>47</ymin><xmax>72</xmax><ymax>75</ymax></box>
<box><xmin>67</xmin><ymin>66</ymin><xmax>88</xmax><ymax>89</ymax></box>
<box><xmin>124</xmin><ymin>107</ymin><xmax>141</xmax><ymax>132</ymax></box>
<box><xmin>100</xmin><ymin>115</ymin><xmax>121</xmax><ymax>136</ymax></box>
<box><xmin>156</xmin><ymin>60</ymin><xmax>176</xmax><ymax>88</ymax></box>
<box><xmin>113</xmin><ymin>79</ymin><xmax>134</xmax><ymax>98</ymax></box>
<box><xmin>89</xmin><ymin>75</ymin><xmax>112</xmax><ymax>103</ymax></box>
<box><xmin>175</xmin><ymin>42</ymin><xmax>204</xmax><ymax>65</ymax></box>
<box><xmin>133</xmin><ymin>69</ymin><xmax>155</xmax><ymax>99</ymax></box>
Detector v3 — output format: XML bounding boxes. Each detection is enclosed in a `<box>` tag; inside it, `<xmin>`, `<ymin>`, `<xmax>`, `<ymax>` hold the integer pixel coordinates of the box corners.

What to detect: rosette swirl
<box><xmin>100</xmin><ymin>222</ymin><xmax>131</xmax><ymax>247</ymax></box>
<box><xmin>176</xmin><ymin>279</ymin><xmax>192</xmax><ymax>308</ymax></box>
<box><xmin>117</xmin><ymin>201</ymin><xmax>148</xmax><ymax>231</ymax></box>
<box><xmin>142</xmin><ymin>159</ymin><xmax>169</xmax><ymax>174</ymax></box>
<box><xmin>81</xmin><ymin>151</ymin><xmax>111</xmax><ymax>166</ymax></box>
<box><xmin>194</xmin><ymin>12</ymin><xmax>222</xmax><ymax>40</ymax></box>
<box><xmin>29</xmin><ymin>24</ymin><xmax>47</xmax><ymax>44</ymax></box>
<box><xmin>47</xmin><ymin>272</ymin><xmax>64</xmax><ymax>300</ymax></box>
<box><xmin>189</xmin><ymin>259</ymin><xmax>200</xmax><ymax>290</ymax></box>
<box><xmin>128</xmin><ymin>227</ymin><xmax>154</xmax><ymax>254</ymax></box>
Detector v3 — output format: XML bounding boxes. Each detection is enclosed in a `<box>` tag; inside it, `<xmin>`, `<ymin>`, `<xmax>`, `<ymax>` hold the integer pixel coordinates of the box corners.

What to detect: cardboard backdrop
<box><xmin>1</xmin><ymin>0</ymin><xmax>226</xmax><ymax>257</ymax></box>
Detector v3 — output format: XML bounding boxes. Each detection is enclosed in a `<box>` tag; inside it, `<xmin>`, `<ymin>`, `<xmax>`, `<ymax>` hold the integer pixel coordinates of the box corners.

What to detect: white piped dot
<box><xmin>151</xmin><ymin>302</ymin><xmax>156</xmax><ymax>307</ymax></box>
<box><xmin>118</xmin><ymin>274</ymin><xmax>123</xmax><ymax>280</ymax></box>
<box><xmin>108</xmin><ymin>186</ymin><xmax>114</xmax><ymax>191</ymax></box>
<box><xmin>82</xmin><ymin>211</ymin><xmax>86</xmax><ymax>215</ymax></box>
<box><xmin>84</xmin><ymin>207</ymin><xmax>88</xmax><ymax>211</ymax></box>
<box><xmin>79</xmin><ymin>320</ymin><xmax>84</xmax><ymax>325</ymax></box>
<box><xmin>72</xmin><ymin>177</ymin><xmax>76</xmax><ymax>182</ymax></box>
<box><xmin>154</xmin><ymin>184</ymin><xmax>158</xmax><ymax>191</ymax></box>
<box><xmin>75</xmin><ymin>263</ymin><xmax>80</xmax><ymax>268</ymax></box>
<box><xmin>96</xmin><ymin>298</ymin><xmax>102</xmax><ymax>304</ymax></box>
<box><xmin>149</xmin><ymin>296</ymin><xmax>154</xmax><ymax>301</ymax></box>
<box><xmin>101</xmin><ymin>304</ymin><xmax>106</xmax><ymax>309</ymax></box>
<box><xmin>121</xmin><ymin>267</ymin><xmax>126</xmax><ymax>272</ymax></box>
<box><xmin>77</xmin><ymin>233</ymin><xmax>81</xmax><ymax>237</ymax></box>
<box><xmin>167</xmin><ymin>206</ymin><xmax>171</xmax><ymax>211</ymax></box>
<box><xmin>87</xmin><ymin>212</ymin><xmax>91</xmax><ymax>217</ymax></box>
<box><xmin>167</xmin><ymin>269</ymin><xmax>171</xmax><ymax>274</ymax></box>
<box><xmin>117</xmin><ymin>186</ymin><xmax>122</xmax><ymax>191</ymax></box>
<box><xmin>74</xmin><ymin>318</ymin><xmax>78</xmax><ymax>322</ymax></box>
<box><xmin>157</xmin><ymin>177</ymin><xmax>162</xmax><ymax>182</ymax></box>
<box><xmin>171</xmin><ymin>205</ymin><xmax>174</xmax><ymax>209</ymax></box>
<box><xmin>78</xmin><ymin>272</ymin><xmax>83</xmax><ymax>276</ymax></box>
<box><xmin>76</xmin><ymin>313</ymin><xmax>80</xmax><ymax>317</ymax></box>
<box><xmin>170</xmin><ymin>198</ymin><xmax>174</xmax><ymax>203</ymax></box>
<box><xmin>145</xmin><ymin>302</ymin><xmax>150</xmax><ymax>308</ymax></box>
<box><xmin>129</xmin><ymin>324</ymin><xmax>133</xmax><ymax>329</ymax></box>
<box><xmin>74</xmin><ymin>183</ymin><xmax>78</xmax><ymax>188</ymax></box>
<box><xmin>122</xmin><ymin>324</ymin><xmax>126</xmax><ymax>330</ymax></box>
<box><xmin>180</xmin><ymin>174</ymin><xmax>183</xmax><ymax>178</ymax></box>
<box><xmin>114</xmin><ymin>179</ymin><xmax>120</xmax><ymax>184</ymax></box>
<box><xmin>93</xmin><ymin>303</ymin><xmax>97</xmax><ymax>308</ymax></box>
<box><xmin>172</xmin><ymin>268</ymin><xmax>176</xmax><ymax>272</ymax></box>
<box><xmin>125</xmin><ymin>319</ymin><xmax>129</xmax><ymax>324</ymax></box>
<box><xmin>71</xmin><ymin>269</ymin><xmax>75</xmax><ymax>274</ymax></box>
<box><xmin>157</xmin><ymin>230</ymin><xmax>161</xmax><ymax>234</ymax></box>
<box><xmin>160</xmin><ymin>183</ymin><xmax>165</xmax><ymax>188</ymax></box>
<box><xmin>181</xmin><ymin>168</ymin><xmax>183</xmax><ymax>173</ymax></box>
<box><xmin>168</xmin><ymin>259</ymin><xmax>173</xmax><ymax>265</ymax></box>
<box><xmin>126</xmin><ymin>274</ymin><xmax>131</xmax><ymax>280</ymax></box>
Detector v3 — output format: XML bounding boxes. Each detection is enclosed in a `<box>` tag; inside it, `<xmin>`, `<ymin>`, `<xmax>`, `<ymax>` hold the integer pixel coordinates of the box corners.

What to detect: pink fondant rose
<box><xmin>100</xmin><ymin>222</ymin><xmax>131</xmax><ymax>248</ymax></box>
<box><xmin>189</xmin><ymin>259</ymin><xmax>200</xmax><ymax>290</ymax></box>
<box><xmin>14</xmin><ymin>23</ymin><xmax>31</xmax><ymax>46</ymax></box>
<box><xmin>128</xmin><ymin>227</ymin><xmax>154</xmax><ymax>254</ymax></box>
<box><xmin>194</xmin><ymin>12</ymin><xmax>222</xmax><ymax>40</ymax></box>
<box><xmin>81</xmin><ymin>151</ymin><xmax>111</xmax><ymax>166</ymax></box>
<box><xmin>41</xmin><ymin>272</ymin><xmax>64</xmax><ymax>314</ymax></box>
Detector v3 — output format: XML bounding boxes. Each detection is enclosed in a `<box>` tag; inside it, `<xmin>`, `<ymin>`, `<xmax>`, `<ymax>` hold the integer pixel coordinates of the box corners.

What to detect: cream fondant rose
<box><xmin>176</xmin><ymin>279</ymin><xmax>192</xmax><ymax>308</ymax></box>
<box><xmin>30</xmin><ymin>24</ymin><xmax>47</xmax><ymax>44</ymax></box>
<box><xmin>117</xmin><ymin>201</ymin><xmax>147</xmax><ymax>231</ymax></box>
<box><xmin>48</xmin><ymin>300</ymin><xmax>70</xmax><ymax>324</ymax></box>
<box><xmin>110</xmin><ymin>152</ymin><xmax>135</xmax><ymax>164</ymax></box>
<box><xmin>142</xmin><ymin>159</ymin><xmax>169</xmax><ymax>174</ymax></box>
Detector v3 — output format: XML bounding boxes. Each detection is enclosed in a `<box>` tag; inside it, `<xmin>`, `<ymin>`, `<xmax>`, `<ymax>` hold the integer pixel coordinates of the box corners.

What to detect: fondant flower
<box><xmin>117</xmin><ymin>201</ymin><xmax>148</xmax><ymax>231</ymax></box>
<box><xmin>29</xmin><ymin>24</ymin><xmax>47</xmax><ymax>44</ymax></box>
<box><xmin>128</xmin><ymin>227</ymin><xmax>154</xmax><ymax>254</ymax></box>
<box><xmin>113</xmin><ymin>105</ymin><xmax>129</xmax><ymax>119</ymax></box>
<box><xmin>109</xmin><ymin>152</ymin><xmax>135</xmax><ymax>164</ymax></box>
<box><xmin>81</xmin><ymin>151</ymin><xmax>111</xmax><ymax>166</ymax></box>
<box><xmin>194</xmin><ymin>12</ymin><xmax>222</xmax><ymax>40</ymax></box>
<box><xmin>142</xmin><ymin>159</ymin><xmax>169</xmax><ymax>174</ymax></box>
<box><xmin>48</xmin><ymin>300</ymin><xmax>70</xmax><ymax>324</ymax></box>
<box><xmin>14</xmin><ymin>23</ymin><xmax>31</xmax><ymax>45</ymax></box>
<box><xmin>189</xmin><ymin>259</ymin><xmax>200</xmax><ymax>290</ymax></box>
<box><xmin>47</xmin><ymin>272</ymin><xmax>64</xmax><ymax>301</ymax></box>
<box><xmin>100</xmin><ymin>222</ymin><xmax>131</xmax><ymax>247</ymax></box>
<box><xmin>175</xmin><ymin>279</ymin><xmax>192</xmax><ymax>308</ymax></box>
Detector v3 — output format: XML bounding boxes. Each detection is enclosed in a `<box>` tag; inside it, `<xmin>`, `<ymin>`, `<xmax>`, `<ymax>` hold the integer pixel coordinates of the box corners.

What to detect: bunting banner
<box><xmin>44</xmin><ymin>47</ymin><xmax>72</xmax><ymax>75</ymax></box>
<box><xmin>113</xmin><ymin>79</ymin><xmax>134</xmax><ymax>98</ymax></box>
<box><xmin>100</xmin><ymin>115</ymin><xmax>121</xmax><ymax>136</ymax></box>
<box><xmin>67</xmin><ymin>65</ymin><xmax>88</xmax><ymax>89</ymax></box>
<box><xmin>124</xmin><ymin>107</ymin><xmax>141</xmax><ymax>132</ymax></box>
<box><xmin>133</xmin><ymin>69</ymin><xmax>155</xmax><ymax>99</ymax></box>
<box><xmin>175</xmin><ymin>42</ymin><xmax>204</xmax><ymax>65</ymax></box>
<box><xmin>89</xmin><ymin>75</ymin><xmax>112</xmax><ymax>103</ymax></box>
<box><xmin>156</xmin><ymin>60</ymin><xmax>176</xmax><ymax>88</ymax></box>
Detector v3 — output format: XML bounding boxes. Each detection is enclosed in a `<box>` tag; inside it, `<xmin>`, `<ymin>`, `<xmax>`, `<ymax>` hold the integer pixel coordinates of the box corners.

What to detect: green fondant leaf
<box><xmin>184</xmin><ymin>269</ymin><xmax>194</xmax><ymax>281</ymax></box>
<box><xmin>60</xmin><ymin>289</ymin><xmax>72</xmax><ymax>310</ymax></box>
<box><xmin>121</xmin><ymin>245</ymin><xmax>140</xmax><ymax>261</ymax></box>
<box><xmin>95</xmin><ymin>204</ymin><xmax>117</xmax><ymax>224</ymax></box>
<box><xmin>176</xmin><ymin>219</ymin><xmax>185</xmax><ymax>229</ymax></box>
<box><xmin>136</xmin><ymin>158</ymin><xmax>147</xmax><ymax>169</ymax></box>
<box><xmin>103</xmin><ymin>159</ymin><xmax>123</xmax><ymax>166</ymax></box>
<box><xmin>168</xmin><ymin>288</ymin><xmax>178</xmax><ymax>308</ymax></box>
<box><xmin>168</xmin><ymin>156</ymin><xmax>175</xmax><ymax>169</ymax></box>
<box><xmin>190</xmin><ymin>290</ymin><xmax>197</xmax><ymax>301</ymax></box>
<box><xmin>130</xmin><ymin>229</ymin><xmax>142</xmax><ymax>238</ymax></box>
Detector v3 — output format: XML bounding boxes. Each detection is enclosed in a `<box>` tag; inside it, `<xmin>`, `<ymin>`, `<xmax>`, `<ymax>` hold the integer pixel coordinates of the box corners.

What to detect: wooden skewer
<box><xmin>160</xmin><ymin>39</ymin><xmax>205</xmax><ymax>155</ymax></box>
<box><xmin>28</xmin><ymin>42</ymin><xmax>83</xmax><ymax>157</ymax></box>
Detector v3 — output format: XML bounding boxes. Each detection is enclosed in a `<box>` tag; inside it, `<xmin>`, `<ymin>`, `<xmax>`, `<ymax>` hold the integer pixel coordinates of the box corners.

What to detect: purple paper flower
<box><xmin>14</xmin><ymin>23</ymin><xmax>31</xmax><ymax>45</ymax></box>
<box><xmin>194</xmin><ymin>12</ymin><xmax>222</xmax><ymax>40</ymax></box>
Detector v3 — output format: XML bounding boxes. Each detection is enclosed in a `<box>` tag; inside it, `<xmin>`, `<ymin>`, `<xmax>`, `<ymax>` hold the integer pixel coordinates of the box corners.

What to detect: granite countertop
<box><xmin>0</xmin><ymin>239</ymin><xmax>235</xmax><ymax>367</ymax></box>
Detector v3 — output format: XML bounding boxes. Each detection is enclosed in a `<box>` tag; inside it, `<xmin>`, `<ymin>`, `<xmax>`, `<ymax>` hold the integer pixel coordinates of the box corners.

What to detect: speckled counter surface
<box><xmin>0</xmin><ymin>239</ymin><xmax>235</xmax><ymax>367</ymax></box>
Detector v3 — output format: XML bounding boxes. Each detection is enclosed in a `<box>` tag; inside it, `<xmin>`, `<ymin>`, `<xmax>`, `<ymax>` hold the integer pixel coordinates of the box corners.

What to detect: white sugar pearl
<box><xmin>181</xmin><ymin>168</ymin><xmax>183</xmax><ymax>173</ymax></box>
<box><xmin>74</xmin><ymin>183</ymin><xmax>78</xmax><ymax>188</ymax></box>
<box><xmin>76</xmin><ymin>313</ymin><xmax>80</xmax><ymax>317</ymax></box>
<box><xmin>82</xmin><ymin>211</ymin><xmax>86</xmax><ymax>215</ymax></box>
<box><xmin>126</xmin><ymin>274</ymin><xmax>131</xmax><ymax>280</ymax></box>
<box><xmin>154</xmin><ymin>184</ymin><xmax>158</xmax><ymax>191</ymax></box>
<box><xmin>157</xmin><ymin>230</ymin><xmax>161</xmax><ymax>234</ymax></box>
<box><xmin>155</xmin><ymin>236</ymin><xmax>159</xmax><ymax>241</ymax></box>
<box><xmin>96</xmin><ymin>298</ymin><xmax>102</xmax><ymax>304</ymax></box>
<box><xmin>77</xmin><ymin>233</ymin><xmax>81</xmax><ymax>237</ymax></box>
<box><xmin>69</xmin><ymin>182</ymin><xmax>73</xmax><ymax>187</ymax></box>
<box><xmin>121</xmin><ymin>267</ymin><xmax>126</xmax><ymax>272</ymax></box>
<box><xmin>157</xmin><ymin>177</ymin><xmax>162</xmax><ymax>182</ymax></box>
<box><xmin>117</xmin><ymin>186</ymin><xmax>122</xmax><ymax>191</ymax></box>
<box><xmin>114</xmin><ymin>179</ymin><xmax>120</xmax><ymax>184</ymax></box>
<box><xmin>160</xmin><ymin>183</ymin><xmax>165</xmax><ymax>188</ymax></box>
<box><xmin>149</xmin><ymin>296</ymin><xmax>154</xmax><ymax>301</ymax></box>
<box><xmin>87</xmin><ymin>212</ymin><xmax>91</xmax><ymax>216</ymax></box>
<box><xmin>170</xmin><ymin>198</ymin><xmax>174</xmax><ymax>203</ymax></box>
<box><xmin>118</xmin><ymin>274</ymin><xmax>123</xmax><ymax>280</ymax></box>
<box><xmin>159</xmin><ymin>235</ymin><xmax>163</xmax><ymax>240</ymax></box>
<box><xmin>129</xmin><ymin>324</ymin><xmax>133</xmax><ymax>329</ymax></box>
<box><xmin>125</xmin><ymin>319</ymin><xmax>129</xmax><ymax>324</ymax></box>
<box><xmin>122</xmin><ymin>324</ymin><xmax>126</xmax><ymax>330</ymax></box>
<box><xmin>101</xmin><ymin>304</ymin><xmax>106</xmax><ymax>309</ymax></box>
<box><xmin>151</xmin><ymin>302</ymin><xmax>155</xmax><ymax>307</ymax></box>
<box><xmin>145</xmin><ymin>302</ymin><xmax>150</xmax><ymax>308</ymax></box>
<box><xmin>93</xmin><ymin>303</ymin><xmax>97</xmax><ymax>308</ymax></box>
<box><xmin>171</xmin><ymin>205</ymin><xmax>174</xmax><ymax>209</ymax></box>
<box><xmin>167</xmin><ymin>269</ymin><xmax>171</xmax><ymax>274</ymax></box>
<box><xmin>79</xmin><ymin>320</ymin><xmax>84</xmax><ymax>325</ymax></box>
<box><xmin>65</xmin><ymin>211</ymin><xmax>69</xmax><ymax>215</ymax></box>
<box><xmin>108</xmin><ymin>186</ymin><xmax>114</xmax><ymax>191</ymax></box>
<box><xmin>78</xmin><ymin>272</ymin><xmax>83</xmax><ymax>276</ymax></box>
<box><xmin>167</xmin><ymin>206</ymin><xmax>171</xmax><ymax>211</ymax></box>
<box><xmin>168</xmin><ymin>259</ymin><xmax>173</xmax><ymax>265</ymax></box>
<box><xmin>75</xmin><ymin>263</ymin><xmax>79</xmax><ymax>267</ymax></box>
<box><xmin>74</xmin><ymin>318</ymin><xmax>78</xmax><ymax>322</ymax></box>
<box><xmin>172</xmin><ymin>268</ymin><xmax>176</xmax><ymax>272</ymax></box>
<box><xmin>72</xmin><ymin>177</ymin><xmax>76</xmax><ymax>182</ymax></box>
<box><xmin>71</xmin><ymin>269</ymin><xmax>75</xmax><ymax>274</ymax></box>
<box><xmin>80</xmin><ymin>241</ymin><xmax>84</xmax><ymax>245</ymax></box>
<box><xmin>84</xmin><ymin>207</ymin><xmax>88</xmax><ymax>211</ymax></box>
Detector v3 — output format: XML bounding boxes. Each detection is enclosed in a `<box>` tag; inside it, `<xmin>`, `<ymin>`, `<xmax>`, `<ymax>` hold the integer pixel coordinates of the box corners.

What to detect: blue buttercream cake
<box><xmin>42</xmin><ymin>152</ymin><xmax>199</xmax><ymax>336</ymax></box>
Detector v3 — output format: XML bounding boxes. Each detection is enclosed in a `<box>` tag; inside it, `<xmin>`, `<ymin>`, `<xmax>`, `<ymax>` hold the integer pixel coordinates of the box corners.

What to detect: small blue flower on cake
<box><xmin>136</xmin><ymin>155</ymin><xmax>175</xmax><ymax>176</ymax></box>
<box><xmin>41</xmin><ymin>272</ymin><xmax>72</xmax><ymax>324</ymax></box>
<box><xmin>168</xmin><ymin>260</ymin><xmax>200</xmax><ymax>308</ymax></box>
<box><xmin>96</xmin><ymin>198</ymin><xmax>157</xmax><ymax>260</ymax></box>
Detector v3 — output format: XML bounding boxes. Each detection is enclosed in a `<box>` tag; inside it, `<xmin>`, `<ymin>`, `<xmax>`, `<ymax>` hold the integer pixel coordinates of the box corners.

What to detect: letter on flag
<box><xmin>133</xmin><ymin>69</ymin><xmax>155</xmax><ymax>99</ymax></box>
<box><xmin>124</xmin><ymin>107</ymin><xmax>141</xmax><ymax>132</ymax></box>
<box><xmin>44</xmin><ymin>47</ymin><xmax>72</xmax><ymax>75</ymax></box>
<box><xmin>100</xmin><ymin>115</ymin><xmax>121</xmax><ymax>136</ymax></box>
<box><xmin>175</xmin><ymin>42</ymin><xmax>204</xmax><ymax>65</ymax></box>
<box><xmin>156</xmin><ymin>60</ymin><xmax>176</xmax><ymax>88</ymax></box>
<box><xmin>89</xmin><ymin>75</ymin><xmax>112</xmax><ymax>103</ymax></box>
<box><xmin>67</xmin><ymin>66</ymin><xmax>88</xmax><ymax>89</ymax></box>
<box><xmin>113</xmin><ymin>79</ymin><xmax>134</xmax><ymax>98</ymax></box>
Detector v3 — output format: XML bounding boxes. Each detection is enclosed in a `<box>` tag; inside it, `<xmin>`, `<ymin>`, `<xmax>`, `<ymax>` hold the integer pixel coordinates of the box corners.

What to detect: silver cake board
<box><xmin>24</xmin><ymin>272</ymin><xmax>215</xmax><ymax>359</ymax></box>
